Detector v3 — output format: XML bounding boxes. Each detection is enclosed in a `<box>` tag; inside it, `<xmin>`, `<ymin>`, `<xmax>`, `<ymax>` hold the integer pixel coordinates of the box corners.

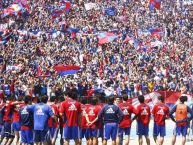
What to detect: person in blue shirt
<box><xmin>27</xmin><ymin>96</ymin><xmax>57</xmax><ymax>145</ymax></box>
<box><xmin>19</xmin><ymin>95</ymin><xmax>33</xmax><ymax>145</ymax></box>
<box><xmin>98</xmin><ymin>96</ymin><xmax>124</xmax><ymax>145</ymax></box>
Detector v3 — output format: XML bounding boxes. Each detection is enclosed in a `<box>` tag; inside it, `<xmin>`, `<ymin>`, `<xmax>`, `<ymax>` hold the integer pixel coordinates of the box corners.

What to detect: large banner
<box><xmin>129</xmin><ymin>91</ymin><xmax>193</xmax><ymax>109</ymax></box>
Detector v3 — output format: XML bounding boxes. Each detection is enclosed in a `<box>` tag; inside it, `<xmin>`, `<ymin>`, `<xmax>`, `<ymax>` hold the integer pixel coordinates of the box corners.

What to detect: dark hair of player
<box><xmin>107</xmin><ymin>96</ymin><xmax>115</xmax><ymax>105</ymax></box>
<box><xmin>122</xmin><ymin>94</ymin><xmax>128</xmax><ymax>102</ymax></box>
<box><xmin>81</xmin><ymin>97</ymin><xmax>87</xmax><ymax>105</ymax></box>
<box><xmin>91</xmin><ymin>97</ymin><xmax>98</xmax><ymax>105</ymax></box>
<box><xmin>50</xmin><ymin>96</ymin><xmax>56</xmax><ymax>102</ymax></box>
<box><xmin>98</xmin><ymin>93</ymin><xmax>105</xmax><ymax>103</ymax></box>
<box><xmin>40</xmin><ymin>95</ymin><xmax>48</xmax><ymax>103</ymax></box>
<box><xmin>24</xmin><ymin>96</ymin><xmax>32</xmax><ymax>104</ymax></box>
<box><xmin>158</xmin><ymin>95</ymin><xmax>164</xmax><ymax>103</ymax></box>
<box><xmin>67</xmin><ymin>91</ymin><xmax>77</xmax><ymax>100</ymax></box>
<box><xmin>179</xmin><ymin>96</ymin><xmax>188</xmax><ymax>103</ymax></box>
<box><xmin>138</xmin><ymin>95</ymin><xmax>145</xmax><ymax>103</ymax></box>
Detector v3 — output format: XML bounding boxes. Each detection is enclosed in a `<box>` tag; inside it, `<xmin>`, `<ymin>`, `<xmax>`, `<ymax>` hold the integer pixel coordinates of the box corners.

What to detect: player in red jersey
<box><xmin>12</xmin><ymin>97</ymin><xmax>24</xmax><ymax>145</ymax></box>
<box><xmin>1</xmin><ymin>97</ymin><xmax>23</xmax><ymax>145</ymax></box>
<box><xmin>152</xmin><ymin>95</ymin><xmax>169</xmax><ymax>145</ymax></box>
<box><xmin>48</xmin><ymin>96</ymin><xmax>59</xmax><ymax>145</ymax></box>
<box><xmin>96</xmin><ymin>94</ymin><xmax>105</xmax><ymax>141</ymax></box>
<box><xmin>57</xmin><ymin>94</ymin><xmax>66</xmax><ymax>145</ymax></box>
<box><xmin>86</xmin><ymin>97</ymin><xmax>101</xmax><ymax>145</ymax></box>
<box><xmin>117</xmin><ymin>94</ymin><xmax>137</xmax><ymax>145</ymax></box>
<box><xmin>135</xmin><ymin>95</ymin><xmax>151</xmax><ymax>145</ymax></box>
<box><xmin>0</xmin><ymin>99</ymin><xmax>5</xmax><ymax>144</ymax></box>
<box><xmin>79</xmin><ymin>97</ymin><xmax>91</xmax><ymax>144</ymax></box>
<box><xmin>59</xmin><ymin>91</ymin><xmax>81</xmax><ymax>145</ymax></box>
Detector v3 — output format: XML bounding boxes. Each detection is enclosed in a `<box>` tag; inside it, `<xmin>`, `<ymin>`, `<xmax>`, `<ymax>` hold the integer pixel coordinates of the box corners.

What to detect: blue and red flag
<box><xmin>97</xmin><ymin>32</ymin><xmax>118</xmax><ymax>44</ymax></box>
<box><xmin>61</xmin><ymin>1</ymin><xmax>71</xmax><ymax>13</ymax></box>
<box><xmin>67</xmin><ymin>27</ymin><xmax>79</xmax><ymax>38</ymax></box>
<box><xmin>2</xmin><ymin>2</ymin><xmax>30</xmax><ymax>17</ymax></box>
<box><xmin>149</xmin><ymin>0</ymin><xmax>161</xmax><ymax>10</ymax></box>
<box><xmin>52</xmin><ymin>1</ymin><xmax>71</xmax><ymax>19</ymax></box>
<box><xmin>14</xmin><ymin>0</ymin><xmax>30</xmax><ymax>11</ymax></box>
<box><xmin>54</xmin><ymin>65</ymin><xmax>81</xmax><ymax>76</ymax></box>
<box><xmin>149</xmin><ymin>28</ymin><xmax>163</xmax><ymax>39</ymax></box>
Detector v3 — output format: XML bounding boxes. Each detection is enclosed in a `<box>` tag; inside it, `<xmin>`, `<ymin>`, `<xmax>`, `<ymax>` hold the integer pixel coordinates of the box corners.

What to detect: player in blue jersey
<box><xmin>19</xmin><ymin>96</ymin><xmax>33</xmax><ymax>145</ymax></box>
<box><xmin>98</xmin><ymin>96</ymin><xmax>124</xmax><ymax>145</ymax></box>
<box><xmin>27</xmin><ymin>96</ymin><xmax>57</xmax><ymax>145</ymax></box>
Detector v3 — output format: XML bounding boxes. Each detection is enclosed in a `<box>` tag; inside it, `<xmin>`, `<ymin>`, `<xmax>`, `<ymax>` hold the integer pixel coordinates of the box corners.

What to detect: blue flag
<box><xmin>105</xmin><ymin>7</ymin><xmax>117</xmax><ymax>16</ymax></box>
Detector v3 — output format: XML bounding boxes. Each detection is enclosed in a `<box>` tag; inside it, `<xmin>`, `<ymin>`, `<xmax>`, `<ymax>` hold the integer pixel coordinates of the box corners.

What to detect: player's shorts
<box><xmin>3</xmin><ymin>121</ymin><xmax>14</xmax><ymax>138</ymax></box>
<box><xmin>80</xmin><ymin>128</ymin><xmax>97</xmax><ymax>139</ymax></box>
<box><xmin>21</xmin><ymin>129</ymin><xmax>33</xmax><ymax>144</ymax></box>
<box><xmin>173</xmin><ymin>125</ymin><xmax>188</xmax><ymax>136</ymax></box>
<box><xmin>80</xmin><ymin>128</ymin><xmax>87</xmax><ymax>139</ymax></box>
<box><xmin>118</xmin><ymin>127</ymin><xmax>131</xmax><ymax>138</ymax></box>
<box><xmin>98</xmin><ymin>128</ymin><xmax>103</xmax><ymax>138</ymax></box>
<box><xmin>153</xmin><ymin>122</ymin><xmax>166</xmax><ymax>137</ymax></box>
<box><xmin>12</xmin><ymin>122</ymin><xmax>21</xmax><ymax>131</ymax></box>
<box><xmin>137</xmin><ymin>121</ymin><xmax>149</xmax><ymax>136</ymax></box>
<box><xmin>104</xmin><ymin>123</ymin><xmax>118</xmax><ymax>140</ymax></box>
<box><xmin>49</xmin><ymin>127</ymin><xmax>59</xmax><ymax>139</ymax></box>
<box><xmin>63</xmin><ymin>126</ymin><xmax>79</xmax><ymax>140</ymax></box>
<box><xmin>0</xmin><ymin>124</ymin><xmax>4</xmax><ymax>136</ymax></box>
<box><xmin>34</xmin><ymin>130</ymin><xmax>49</xmax><ymax>142</ymax></box>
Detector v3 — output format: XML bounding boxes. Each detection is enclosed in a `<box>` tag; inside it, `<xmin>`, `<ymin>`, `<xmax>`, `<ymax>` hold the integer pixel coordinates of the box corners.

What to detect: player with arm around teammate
<box><xmin>27</xmin><ymin>95</ymin><xmax>57</xmax><ymax>145</ymax></box>
<box><xmin>19</xmin><ymin>96</ymin><xmax>33</xmax><ymax>145</ymax></box>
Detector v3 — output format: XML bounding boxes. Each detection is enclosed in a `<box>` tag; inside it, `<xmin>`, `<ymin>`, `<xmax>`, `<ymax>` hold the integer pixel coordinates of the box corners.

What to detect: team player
<box><xmin>19</xmin><ymin>96</ymin><xmax>33</xmax><ymax>145</ymax></box>
<box><xmin>152</xmin><ymin>95</ymin><xmax>169</xmax><ymax>145</ymax></box>
<box><xmin>2</xmin><ymin>97</ymin><xmax>23</xmax><ymax>145</ymax></box>
<box><xmin>12</xmin><ymin>97</ymin><xmax>24</xmax><ymax>145</ymax></box>
<box><xmin>59</xmin><ymin>91</ymin><xmax>81</xmax><ymax>145</ymax></box>
<box><xmin>135</xmin><ymin>95</ymin><xmax>151</xmax><ymax>145</ymax></box>
<box><xmin>48</xmin><ymin>96</ymin><xmax>59</xmax><ymax>145</ymax></box>
<box><xmin>27</xmin><ymin>96</ymin><xmax>57</xmax><ymax>145</ymax></box>
<box><xmin>96</xmin><ymin>94</ymin><xmax>105</xmax><ymax>140</ymax></box>
<box><xmin>170</xmin><ymin>96</ymin><xmax>193</xmax><ymax>145</ymax></box>
<box><xmin>79</xmin><ymin>97</ymin><xmax>91</xmax><ymax>144</ymax></box>
<box><xmin>58</xmin><ymin>96</ymin><xmax>65</xmax><ymax>145</ymax></box>
<box><xmin>98</xmin><ymin>96</ymin><xmax>124</xmax><ymax>145</ymax></box>
<box><xmin>0</xmin><ymin>99</ymin><xmax>5</xmax><ymax>144</ymax></box>
<box><xmin>86</xmin><ymin>97</ymin><xmax>101</xmax><ymax>145</ymax></box>
<box><xmin>116</xmin><ymin>94</ymin><xmax>137</xmax><ymax>145</ymax></box>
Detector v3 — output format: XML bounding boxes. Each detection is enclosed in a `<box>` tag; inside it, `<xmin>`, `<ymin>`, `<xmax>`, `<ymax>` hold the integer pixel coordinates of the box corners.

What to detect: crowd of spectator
<box><xmin>0</xmin><ymin>0</ymin><xmax>193</xmax><ymax>100</ymax></box>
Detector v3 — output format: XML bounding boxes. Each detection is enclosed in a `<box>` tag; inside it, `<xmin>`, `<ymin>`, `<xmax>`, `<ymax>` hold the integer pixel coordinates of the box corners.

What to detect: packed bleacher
<box><xmin>0</xmin><ymin>1</ymin><xmax>193</xmax><ymax>145</ymax></box>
